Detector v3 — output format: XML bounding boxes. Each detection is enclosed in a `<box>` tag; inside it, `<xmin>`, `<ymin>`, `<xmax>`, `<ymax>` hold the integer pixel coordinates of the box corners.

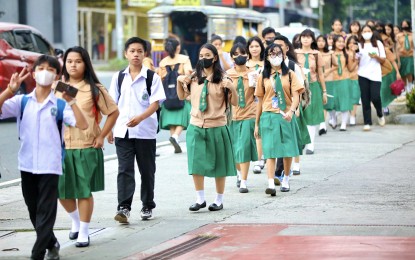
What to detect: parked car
<box><xmin>0</xmin><ymin>22</ymin><xmax>63</xmax><ymax>95</ymax></box>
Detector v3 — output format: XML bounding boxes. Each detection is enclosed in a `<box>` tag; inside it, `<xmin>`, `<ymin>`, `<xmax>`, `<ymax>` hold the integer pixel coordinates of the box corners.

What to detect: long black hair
<box><xmin>62</xmin><ymin>46</ymin><xmax>105</xmax><ymax>115</ymax></box>
<box><xmin>247</xmin><ymin>36</ymin><xmax>265</xmax><ymax>61</ymax></box>
<box><xmin>346</xmin><ymin>35</ymin><xmax>359</xmax><ymax>52</ymax></box>
<box><xmin>359</xmin><ymin>25</ymin><xmax>379</xmax><ymax>48</ymax></box>
<box><xmin>385</xmin><ymin>23</ymin><xmax>396</xmax><ymax>44</ymax></box>
<box><xmin>274</xmin><ymin>35</ymin><xmax>298</xmax><ymax>63</ymax></box>
<box><xmin>333</xmin><ymin>35</ymin><xmax>349</xmax><ymax>66</ymax></box>
<box><xmin>262</xmin><ymin>43</ymin><xmax>289</xmax><ymax>79</ymax></box>
<box><xmin>299</xmin><ymin>29</ymin><xmax>318</xmax><ymax>50</ymax></box>
<box><xmin>230</xmin><ymin>43</ymin><xmax>247</xmax><ymax>57</ymax></box>
<box><xmin>401</xmin><ymin>19</ymin><xmax>412</xmax><ymax>32</ymax></box>
<box><xmin>316</xmin><ymin>35</ymin><xmax>329</xmax><ymax>53</ymax></box>
<box><xmin>348</xmin><ymin>20</ymin><xmax>361</xmax><ymax>36</ymax></box>
<box><xmin>195</xmin><ymin>43</ymin><xmax>223</xmax><ymax>84</ymax></box>
<box><xmin>164</xmin><ymin>37</ymin><xmax>179</xmax><ymax>58</ymax></box>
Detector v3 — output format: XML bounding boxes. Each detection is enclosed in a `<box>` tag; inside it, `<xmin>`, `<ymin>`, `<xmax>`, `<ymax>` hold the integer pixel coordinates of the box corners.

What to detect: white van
<box><xmin>274</xmin><ymin>23</ymin><xmax>321</xmax><ymax>42</ymax></box>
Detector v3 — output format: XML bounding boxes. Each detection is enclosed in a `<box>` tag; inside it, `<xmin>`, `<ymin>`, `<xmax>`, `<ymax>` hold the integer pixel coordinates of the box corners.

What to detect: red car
<box><xmin>0</xmin><ymin>22</ymin><xmax>63</xmax><ymax>95</ymax></box>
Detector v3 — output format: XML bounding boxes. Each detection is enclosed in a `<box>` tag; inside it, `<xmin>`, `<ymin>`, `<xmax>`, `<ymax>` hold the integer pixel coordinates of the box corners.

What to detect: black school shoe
<box><xmin>189</xmin><ymin>201</ymin><xmax>206</xmax><ymax>211</ymax></box>
<box><xmin>208</xmin><ymin>203</ymin><xmax>223</xmax><ymax>211</ymax></box>
<box><xmin>75</xmin><ymin>237</ymin><xmax>90</xmax><ymax>248</ymax></box>
<box><xmin>319</xmin><ymin>128</ymin><xmax>327</xmax><ymax>136</ymax></box>
<box><xmin>169</xmin><ymin>137</ymin><xmax>182</xmax><ymax>153</ymax></box>
<box><xmin>265</xmin><ymin>188</ymin><xmax>276</xmax><ymax>196</ymax></box>
<box><xmin>46</xmin><ymin>241</ymin><xmax>60</xmax><ymax>260</ymax></box>
<box><xmin>69</xmin><ymin>231</ymin><xmax>78</xmax><ymax>240</ymax></box>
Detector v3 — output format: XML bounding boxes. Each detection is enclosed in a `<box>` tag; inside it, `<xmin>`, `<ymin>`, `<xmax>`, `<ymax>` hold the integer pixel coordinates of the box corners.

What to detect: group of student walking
<box><xmin>0</xmin><ymin>17</ymin><xmax>413</xmax><ymax>260</ymax></box>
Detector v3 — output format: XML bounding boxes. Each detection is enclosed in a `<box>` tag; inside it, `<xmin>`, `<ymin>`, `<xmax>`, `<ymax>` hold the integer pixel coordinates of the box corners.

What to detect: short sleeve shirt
<box><xmin>226</xmin><ymin>68</ymin><xmax>256</xmax><ymax>120</ymax></box>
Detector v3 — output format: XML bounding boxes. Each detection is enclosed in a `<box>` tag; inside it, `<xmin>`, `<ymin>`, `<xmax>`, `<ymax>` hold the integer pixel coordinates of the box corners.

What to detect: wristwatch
<box><xmin>68</xmin><ymin>99</ymin><xmax>77</xmax><ymax>106</ymax></box>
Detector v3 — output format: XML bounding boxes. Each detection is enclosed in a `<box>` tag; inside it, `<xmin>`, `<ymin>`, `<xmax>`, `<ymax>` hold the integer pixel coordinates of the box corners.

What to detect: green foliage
<box><xmin>96</xmin><ymin>58</ymin><xmax>129</xmax><ymax>71</ymax></box>
<box><xmin>406</xmin><ymin>89</ymin><xmax>415</xmax><ymax>113</ymax></box>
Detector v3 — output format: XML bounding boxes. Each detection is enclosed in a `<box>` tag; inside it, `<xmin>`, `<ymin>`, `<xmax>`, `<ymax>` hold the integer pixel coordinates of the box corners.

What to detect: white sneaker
<box><xmin>349</xmin><ymin>116</ymin><xmax>356</xmax><ymax>126</ymax></box>
<box><xmin>340</xmin><ymin>123</ymin><xmax>347</xmax><ymax>131</ymax></box>
<box><xmin>253</xmin><ymin>165</ymin><xmax>262</xmax><ymax>174</ymax></box>
<box><xmin>363</xmin><ymin>125</ymin><xmax>371</xmax><ymax>131</ymax></box>
<box><xmin>378</xmin><ymin>117</ymin><xmax>385</xmax><ymax>126</ymax></box>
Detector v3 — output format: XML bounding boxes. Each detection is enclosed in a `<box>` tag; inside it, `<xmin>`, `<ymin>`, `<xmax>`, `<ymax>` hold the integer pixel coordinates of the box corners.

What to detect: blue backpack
<box><xmin>20</xmin><ymin>95</ymin><xmax>66</xmax><ymax>161</ymax></box>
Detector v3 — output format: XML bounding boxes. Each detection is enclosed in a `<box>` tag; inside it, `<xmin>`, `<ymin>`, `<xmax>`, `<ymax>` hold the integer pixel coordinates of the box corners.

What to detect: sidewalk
<box><xmin>1</xmin><ymin>124</ymin><xmax>415</xmax><ymax>259</ymax></box>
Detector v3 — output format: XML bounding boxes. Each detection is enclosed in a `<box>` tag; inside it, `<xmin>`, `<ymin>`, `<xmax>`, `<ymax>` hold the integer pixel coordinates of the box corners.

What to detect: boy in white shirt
<box><xmin>0</xmin><ymin>55</ymin><xmax>88</xmax><ymax>260</ymax></box>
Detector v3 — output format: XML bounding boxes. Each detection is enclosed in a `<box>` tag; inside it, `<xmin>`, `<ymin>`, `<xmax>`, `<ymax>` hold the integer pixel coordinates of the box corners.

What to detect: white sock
<box><xmin>69</xmin><ymin>209</ymin><xmax>80</xmax><ymax>233</ymax></box>
<box><xmin>319</xmin><ymin>122</ymin><xmax>326</xmax><ymax>130</ymax></box>
<box><xmin>329</xmin><ymin>111</ymin><xmax>337</xmax><ymax>124</ymax></box>
<box><xmin>240</xmin><ymin>180</ymin><xmax>247</xmax><ymax>189</ymax></box>
<box><xmin>77</xmin><ymin>221</ymin><xmax>89</xmax><ymax>243</ymax></box>
<box><xmin>196</xmin><ymin>190</ymin><xmax>205</xmax><ymax>204</ymax></box>
<box><xmin>292</xmin><ymin>162</ymin><xmax>300</xmax><ymax>171</ymax></box>
<box><xmin>350</xmin><ymin>116</ymin><xmax>356</xmax><ymax>125</ymax></box>
<box><xmin>283</xmin><ymin>175</ymin><xmax>289</xmax><ymax>183</ymax></box>
<box><xmin>282</xmin><ymin>176</ymin><xmax>290</xmax><ymax>188</ymax></box>
<box><xmin>214</xmin><ymin>193</ymin><xmax>224</xmax><ymax>206</ymax></box>
<box><xmin>306</xmin><ymin>125</ymin><xmax>316</xmax><ymax>151</ymax></box>
<box><xmin>172</xmin><ymin>134</ymin><xmax>179</xmax><ymax>142</ymax></box>
<box><xmin>237</xmin><ymin>170</ymin><xmax>241</xmax><ymax>180</ymax></box>
<box><xmin>341</xmin><ymin>112</ymin><xmax>349</xmax><ymax>125</ymax></box>
<box><xmin>268</xmin><ymin>179</ymin><xmax>275</xmax><ymax>189</ymax></box>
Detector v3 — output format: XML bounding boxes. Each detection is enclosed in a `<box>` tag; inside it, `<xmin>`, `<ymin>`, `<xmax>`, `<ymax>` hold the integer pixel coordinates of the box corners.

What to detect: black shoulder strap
<box><xmin>173</xmin><ymin>63</ymin><xmax>180</xmax><ymax>71</ymax></box>
<box><xmin>146</xmin><ymin>69</ymin><xmax>155</xmax><ymax>96</ymax></box>
<box><xmin>288</xmin><ymin>60</ymin><xmax>296</xmax><ymax>71</ymax></box>
<box><xmin>117</xmin><ymin>69</ymin><xmax>126</xmax><ymax>95</ymax></box>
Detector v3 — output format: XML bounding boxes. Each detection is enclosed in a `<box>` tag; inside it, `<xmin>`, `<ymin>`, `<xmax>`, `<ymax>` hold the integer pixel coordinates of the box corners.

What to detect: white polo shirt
<box><xmin>0</xmin><ymin>90</ymin><xmax>76</xmax><ymax>175</ymax></box>
<box><xmin>358</xmin><ymin>40</ymin><xmax>386</xmax><ymax>82</ymax></box>
<box><xmin>109</xmin><ymin>65</ymin><xmax>166</xmax><ymax>139</ymax></box>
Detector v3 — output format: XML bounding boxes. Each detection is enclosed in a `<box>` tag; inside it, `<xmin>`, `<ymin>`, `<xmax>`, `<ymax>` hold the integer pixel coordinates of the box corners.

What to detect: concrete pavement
<box><xmin>1</xmin><ymin>124</ymin><xmax>415</xmax><ymax>259</ymax></box>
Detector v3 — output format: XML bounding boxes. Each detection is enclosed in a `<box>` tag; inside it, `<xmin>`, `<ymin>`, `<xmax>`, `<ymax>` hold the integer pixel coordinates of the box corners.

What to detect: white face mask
<box><xmin>35</xmin><ymin>70</ymin><xmax>56</xmax><ymax>87</ymax></box>
<box><xmin>362</xmin><ymin>32</ymin><xmax>373</xmax><ymax>40</ymax></box>
<box><xmin>269</xmin><ymin>56</ymin><xmax>283</xmax><ymax>67</ymax></box>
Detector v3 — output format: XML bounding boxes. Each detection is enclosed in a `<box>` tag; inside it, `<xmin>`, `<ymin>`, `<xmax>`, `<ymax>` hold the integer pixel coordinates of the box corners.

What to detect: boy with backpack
<box><xmin>0</xmin><ymin>55</ymin><xmax>88</xmax><ymax>260</ymax></box>
<box><xmin>108</xmin><ymin>37</ymin><xmax>165</xmax><ymax>224</ymax></box>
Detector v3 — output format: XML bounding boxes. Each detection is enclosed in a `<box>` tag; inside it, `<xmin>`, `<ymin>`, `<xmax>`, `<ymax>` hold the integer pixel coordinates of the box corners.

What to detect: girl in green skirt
<box><xmin>330</xmin><ymin>35</ymin><xmax>358</xmax><ymax>131</ymax></box>
<box><xmin>295</xmin><ymin>29</ymin><xmax>328</xmax><ymax>154</ymax></box>
<box><xmin>59</xmin><ymin>47</ymin><xmax>119</xmax><ymax>247</ymax></box>
<box><xmin>397</xmin><ymin>20</ymin><xmax>414</xmax><ymax>91</ymax></box>
<box><xmin>227</xmin><ymin>43</ymin><xmax>258</xmax><ymax>193</ymax></box>
<box><xmin>346</xmin><ymin>35</ymin><xmax>361</xmax><ymax>126</ymax></box>
<box><xmin>381</xmin><ymin>36</ymin><xmax>402</xmax><ymax>109</ymax></box>
<box><xmin>254</xmin><ymin>43</ymin><xmax>304</xmax><ymax>195</ymax></box>
<box><xmin>177</xmin><ymin>44</ymin><xmax>238</xmax><ymax>212</ymax></box>
<box><xmin>158</xmin><ymin>38</ymin><xmax>193</xmax><ymax>153</ymax></box>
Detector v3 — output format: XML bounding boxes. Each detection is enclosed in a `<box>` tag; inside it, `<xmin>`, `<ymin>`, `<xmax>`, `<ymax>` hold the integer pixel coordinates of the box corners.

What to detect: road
<box><xmin>0</xmin><ymin>71</ymin><xmax>177</xmax><ymax>183</ymax></box>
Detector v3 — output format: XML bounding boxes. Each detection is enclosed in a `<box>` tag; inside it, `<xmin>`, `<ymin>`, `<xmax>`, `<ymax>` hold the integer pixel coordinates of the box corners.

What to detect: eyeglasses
<box><xmin>268</xmin><ymin>51</ymin><xmax>283</xmax><ymax>58</ymax></box>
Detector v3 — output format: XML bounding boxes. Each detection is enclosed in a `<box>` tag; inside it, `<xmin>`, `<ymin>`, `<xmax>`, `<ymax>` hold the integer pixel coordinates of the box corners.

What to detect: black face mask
<box><xmin>265</xmin><ymin>40</ymin><xmax>273</xmax><ymax>46</ymax></box>
<box><xmin>199</xmin><ymin>58</ymin><xmax>214</xmax><ymax>68</ymax></box>
<box><xmin>376</xmin><ymin>29</ymin><xmax>383</xmax><ymax>33</ymax></box>
<box><xmin>402</xmin><ymin>26</ymin><xmax>410</xmax><ymax>32</ymax></box>
<box><xmin>234</xmin><ymin>55</ymin><xmax>247</xmax><ymax>65</ymax></box>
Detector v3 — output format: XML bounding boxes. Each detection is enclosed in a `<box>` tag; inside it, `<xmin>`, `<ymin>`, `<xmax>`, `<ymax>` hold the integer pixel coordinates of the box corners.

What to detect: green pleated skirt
<box><xmin>303</xmin><ymin>81</ymin><xmax>325</xmax><ymax>125</ymax></box>
<box><xmin>160</xmin><ymin>101</ymin><xmax>191</xmax><ymax>130</ymax></box>
<box><xmin>324</xmin><ymin>81</ymin><xmax>336</xmax><ymax>111</ymax></box>
<box><xmin>350</xmin><ymin>79</ymin><xmax>361</xmax><ymax>105</ymax></box>
<box><xmin>333</xmin><ymin>79</ymin><xmax>353</xmax><ymax>112</ymax></box>
<box><xmin>399</xmin><ymin>56</ymin><xmax>415</xmax><ymax>77</ymax></box>
<box><xmin>230</xmin><ymin>118</ymin><xmax>258</xmax><ymax>163</ymax></box>
<box><xmin>186</xmin><ymin>124</ymin><xmax>237</xmax><ymax>177</ymax></box>
<box><xmin>292</xmin><ymin>108</ymin><xmax>311</xmax><ymax>155</ymax></box>
<box><xmin>381</xmin><ymin>68</ymin><xmax>397</xmax><ymax>107</ymax></box>
<box><xmin>260</xmin><ymin>112</ymin><xmax>300</xmax><ymax>159</ymax></box>
<box><xmin>59</xmin><ymin>148</ymin><xmax>104</xmax><ymax>199</ymax></box>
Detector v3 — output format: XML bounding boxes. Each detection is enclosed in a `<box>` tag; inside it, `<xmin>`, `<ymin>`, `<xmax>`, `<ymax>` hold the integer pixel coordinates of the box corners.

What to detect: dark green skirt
<box><xmin>59</xmin><ymin>148</ymin><xmax>104</xmax><ymax>199</ymax></box>
<box><xmin>350</xmin><ymin>79</ymin><xmax>361</xmax><ymax>105</ymax></box>
<box><xmin>160</xmin><ymin>101</ymin><xmax>191</xmax><ymax>130</ymax></box>
<box><xmin>260</xmin><ymin>112</ymin><xmax>300</xmax><ymax>159</ymax></box>
<box><xmin>186</xmin><ymin>124</ymin><xmax>237</xmax><ymax>177</ymax></box>
<box><xmin>399</xmin><ymin>56</ymin><xmax>414</xmax><ymax>77</ymax></box>
<box><xmin>333</xmin><ymin>79</ymin><xmax>353</xmax><ymax>112</ymax></box>
<box><xmin>230</xmin><ymin>119</ymin><xmax>258</xmax><ymax>163</ymax></box>
<box><xmin>324</xmin><ymin>81</ymin><xmax>336</xmax><ymax>111</ymax></box>
<box><xmin>303</xmin><ymin>81</ymin><xmax>325</xmax><ymax>125</ymax></box>
<box><xmin>381</xmin><ymin>68</ymin><xmax>397</xmax><ymax>107</ymax></box>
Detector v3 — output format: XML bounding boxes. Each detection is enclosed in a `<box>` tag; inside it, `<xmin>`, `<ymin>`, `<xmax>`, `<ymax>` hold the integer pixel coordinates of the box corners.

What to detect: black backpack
<box><xmin>117</xmin><ymin>69</ymin><xmax>161</xmax><ymax>133</ymax></box>
<box><xmin>162</xmin><ymin>63</ymin><xmax>184</xmax><ymax>110</ymax></box>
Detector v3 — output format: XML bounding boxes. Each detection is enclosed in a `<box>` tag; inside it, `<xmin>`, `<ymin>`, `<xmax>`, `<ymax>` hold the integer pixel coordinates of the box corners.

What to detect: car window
<box><xmin>33</xmin><ymin>34</ymin><xmax>52</xmax><ymax>54</ymax></box>
<box><xmin>0</xmin><ymin>31</ymin><xmax>17</xmax><ymax>48</ymax></box>
<box><xmin>13</xmin><ymin>30</ymin><xmax>35</xmax><ymax>52</ymax></box>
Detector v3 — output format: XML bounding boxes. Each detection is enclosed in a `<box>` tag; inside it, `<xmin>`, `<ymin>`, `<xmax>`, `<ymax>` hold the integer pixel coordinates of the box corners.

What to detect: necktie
<box><xmin>337</xmin><ymin>54</ymin><xmax>343</xmax><ymax>76</ymax></box>
<box><xmin>404</xmin><ymin>34</ymin><xmax>410</xmax><ymax>51</ymax></box>
<box><xmin>199</xmin><ymin>79</ymin><xmax>208</xmax><ymax>112</ymax></box>
<box><xmin>274</xmin><ymin>73</ymin><xmax>286</xmax><ymax>110</ymax></box>
<box><xmin>255</xmin><ymin>64</ymin><xmax>259</xmax><ymax>70</ymax></box>
<box><xmin>237</xmin><ymin>76</ymin><xmax>246</xmax><ymax>108</ymax></box>
<box><xmin>304</xmin><ymin>53</ymin><xmax>311</xmax><ymax>82</ymax></box>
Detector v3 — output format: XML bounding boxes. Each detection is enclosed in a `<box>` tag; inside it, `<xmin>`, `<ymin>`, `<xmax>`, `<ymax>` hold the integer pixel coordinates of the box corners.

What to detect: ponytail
<box><xmin>164</xmin><ymin>38</ymin><xmax>179</xmax><ymax>58</ymax></box>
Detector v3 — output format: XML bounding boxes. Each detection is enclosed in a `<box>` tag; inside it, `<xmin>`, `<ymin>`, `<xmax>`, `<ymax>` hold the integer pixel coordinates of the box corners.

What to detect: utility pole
<box><xmin>115</xmin><ymin>0</ymin><xmax>123</xmax><ymax>59</ymax></box>
<box><xmin>319</xmin><ymin>0</ymin><xmax>324</xmax><ymax>32</ymax></box>
<box><xmin>395</xmin><ymin>0</ymin><xmax>398</xmax><ymax>25</ymax></box>
<box><xmin>280</xmin><ymin>0</ymin><xmax>285</xmax><ymax>27</ymax></box>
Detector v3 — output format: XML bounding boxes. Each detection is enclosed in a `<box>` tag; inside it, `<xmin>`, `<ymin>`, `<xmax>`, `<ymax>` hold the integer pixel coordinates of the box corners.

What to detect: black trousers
<box><xmin>115</xmin><ymin>132</ymin><xmax>156</xmax><ymax>211</ymax></box>
<box><xmin>21</xmin><ymin>171</ymin><xmax>58</xmax><ymax>260</ymax></box>
<box><xmin>358</xmin><ymin>76</ymin><xmax>383</xmax><ymax>125</ymax></box>
<box><xmin>275</xmin><ymin>158</ymin><xmax>284</xmax><ymax>177</ymax></box>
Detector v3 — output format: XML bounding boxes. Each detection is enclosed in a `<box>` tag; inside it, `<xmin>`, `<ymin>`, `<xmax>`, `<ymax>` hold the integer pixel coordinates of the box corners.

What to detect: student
<box><xmin>177</xmin><ymin>43</ymin><xmax>238</xmax><ymax>212</ymax></box>
<box><xmin>345</xmin><ymin>35</ymin><xmax>361</xmax><ymax>125</ymax></box>
<box><xmin>347</xmin><ymin>20</ymin><xmax>361</xmax><ymax>39</ymax></box>
<box><xmin>58</xmin><ymin>46</ymin><xmax>119</xmax><ymax>247</ymax></box>
<box><xmin>329</xmin><ymin>35</ymin><xmax>357</xmax><ymax>131</ymax></box>
<box><xmin>0</xmin><ymin>55</ymin><xmax>88</xmax><ymax>260</ymax></box>
<box><xmin>317</xmin><ymin>35</ymin><xmax>336</xmax><ymax>133</ymax></box>
<box><xmin>233</xmin><ymin>35</ymin><xmax>247</xmax><ymax>46</ymax></box>
<box><xmin>274</xmin><ymin>35</ymin><xmax>309</xmax><ymax>178</ymax></box>
<box><xmin>246</xmin><ymin>36</ymin><xmax>266</xmax><ymax>174</ymax></box>
<box><xmin>143</xmin><ymin>40</ymin><xmax>155</xmax><ymax>71</ymax></box>
<box><xmin>393</xmin><ymin>25</ymin><xmax>401</xmax><ymax>41</ymax></box>
<box><xmin>211</xmin><ymin>34</ymin><xmax>233</xmax><ymax>70</ymax></box>
<box><xmin>262</xmin><ymin>27</ymin><xmax>278</xmax><ymax>47</ymax></box>
<box><xmin>327</xmin><ymin>34</ymin><xmax>334</xmax><ymax>51</ymax></box>
<box><xmin>158</xmin><ymin>37</ymin><xmax>192</xmax><ymax>153</ymax></box>
<box><xmin>366</xmin><ymin>20</ymin><xmax>376</xmax><ymax>29</ymax></box>
<box><xmin>254</xmin><ymin>43</ymin><xmax>304</xmax><ymax>195</ymax></box>
<box><xmin>226</xmin><ymin>43</ymin><xmax>257</xmax><ymax>193</ymax></box>
<box><xmin>357</xmin><ymin>25</ymin><xmax>386</xmax><ymax>131</ymax></box>
<box><xmin>331</xmin><ymin>19</ymin><xmax>347</xmax><ymax>37</ymax></box>
<box><xmin>296</xmin><ymin>29</ymin><xmax>327</xmax><ymax>154</ymax></box>
<box><xmin>109</xmin><ymin>37</ymin><xmax>166</xmax><ymax>223</ymax></box>
<box><xmin>397</xmin><ymin>20</ymin><xmax>414</xmax><ymax>92</ymax></box>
